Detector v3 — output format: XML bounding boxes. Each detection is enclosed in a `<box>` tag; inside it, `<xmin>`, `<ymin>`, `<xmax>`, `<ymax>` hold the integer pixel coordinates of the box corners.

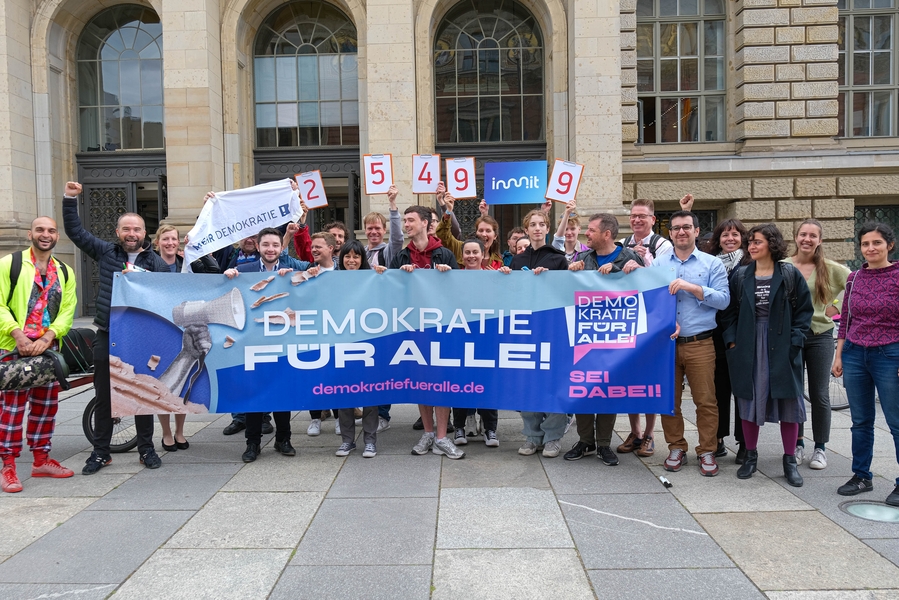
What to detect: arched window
<box><xmin>254</xmin><ymin>1</ymin><xmax>359</xmax><ymax>148</ymax></box>
<box><xmin>434</xmin><ymin>0</ymin><xmax>544</xmax><ymax>143</ymax></box>
<box><xmin>77</xmin><ymin>5</ymin><xmax>164</xmax><ymax>151</ymax></box>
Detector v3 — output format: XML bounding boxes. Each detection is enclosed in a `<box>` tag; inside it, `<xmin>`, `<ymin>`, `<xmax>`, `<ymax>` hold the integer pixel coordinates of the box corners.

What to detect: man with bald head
<box><xmin>0</xmin><ymin>217</ymin><xmax>78</xmax><ymax>492</ymax></box>
<box><xmin>63</xmin><ymin>182</ymin><xmax>170</xmax><ymax>475</ymax></box>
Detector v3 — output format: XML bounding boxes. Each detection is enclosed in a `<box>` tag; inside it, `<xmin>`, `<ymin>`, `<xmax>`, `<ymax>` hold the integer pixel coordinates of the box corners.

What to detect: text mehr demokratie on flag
<box><xmin>182</xmin><ymin>178</ymin><xmax>302</xmax><ymax>270</ymax></box>
<box><xmin>107</xmin><ymin>268</ymin><xmax>678</xmax><ymax>417</ymax></box>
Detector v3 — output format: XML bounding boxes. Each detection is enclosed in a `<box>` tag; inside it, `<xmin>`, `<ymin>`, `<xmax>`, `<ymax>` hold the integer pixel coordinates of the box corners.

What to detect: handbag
<box><xmin>0</xmin><ymin>349</ymin><xmax>71</xmax><ymax>391</ymax></box>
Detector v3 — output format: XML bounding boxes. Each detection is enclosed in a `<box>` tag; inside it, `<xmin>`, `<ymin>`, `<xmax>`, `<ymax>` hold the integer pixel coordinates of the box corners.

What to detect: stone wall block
<box><xmin>794</xmin><ymin>177</ymin><xmax>836</xmax><ymax>197</ymax></box>
<box><xmin>622</xmin><ymin>182</ymin><xmax>636</xmax><ymax>205</ymax></box>
<box><xmin>755</xmin><ymin>178</ymin><xmax>795</xmax><ymax>198</ymax></box>
<box><xmin>776</xmin><ymin>100</ymin><xmax>805</xmax><ymax>118</ymax></box>
<box><xmin>732</xmin><ymin>200</ymin><xmax>777</xmax><ymax>220</ymax></box>
<box><xmin>807</xmin><ymin>99</ymin><xmax>839</xmax><ymax>117</ymax></box>
<box><xmin>740</xmin><ymin>8</ymin><xmax>791</xmax><ymax>27</ymax></box>
<box><xmin>791</xmin><ymin>118</ymin><xmax>839</xmax><ymax>136</ymax></box>
<box><xmin>622</xmin><ymin>123</ymin><xmax>639</xmax><ymax>142</ymax></box>
<box><xmin>802</xmin><ymin>0</ymin><xmax>839</xmax><ymax>5</ymax></box>
<box><xmin>820</xmin><ymin>219</ymin><xmax>856</xmax><ymax>240</ymax></box>
<box><xmin>622</xmin><ymin>87</ymin><xmax>637</xmax><ymax>104</ymax></box>
<box><xmin>776</xmin><ymin>26</ymin><xmax>806</xmax><ymax>44</ymax></box>
<box><xmin>826</xmin><ymin>241</ymin><xmax>856</xmax><ymax>261</ymax></box>
<box><xmin>621</xmin><ymin>69</ymin><xmax>638</xmax><ymax>86</ymax></box>
<box><xmin>621</xmin><ymin>32</ymin><xmax>637</xmax><ymax>49</ymax></box>
<box><xmin>806</xmin><ymin>24</ymin><xmax>839</xmax><ymax>42</ymax></box>
<box><xmin>620</xmin><ymin>13</ymin><xmax>636</xmax><ymax>30</ymax></box>
<box><xmin>791</xmin><ymin>44</ymin><xmax>838</xmax><ymax>63</ymax></box>
<box><xmin>806</xmin><ymin>62</ymin><xmax>839</xmax><ymax>79</ymax></box>
<box><xmin>738</xmin><ymin>65</ymin><xmax>776</xmax><ymax>86</ymax></box>
<box><xmin>738</xmin><ymin>120</ymin><xmax>792</xmax><ymax>137</ymax></box>
<box><xmin>779</xmin><ymin>0</ymin><xmax>802</xmax><ymax>6</ymax></box>
<box><xmin>635</xmin><ymin>179</ymin><xmax>752</xmax><ymax>200</ymax></box>
<box><xmin>737</xmin><ymin>82</ymin><xmax>792</xmax><ymax>103</ymax></box>
<box><xmin>791</xmin><ymin>6</ymin><xmax>838</xmax><ymax>23</ymax></box>
<box><xmin>791</xmin><ymin>81</ymin><xmax>838</xmax><ymax>99</ymax></box>
<box><xmin>736</xmin><ymin>27</ymin><xmax>775</xmax><ymax>49</ymax></box>
<box><xmin>621</xmin><ymin>50</ymin><xmax>637</xmax><ymax>68</ymax></box>
<box><xmin>740</xmin><ymin>0</ymin><xmax>779</xmax><ymax>7</ymax></box>
<box><xmin>838</xmin><ymin>176</ymin><xmax>899</xmax><ymax>196</ymax></box>
<box><xmin>776</xmin><ymin>199</ymin><xmax>812</xmax><ymax>217</ymax></box>
<box><xmin>813</xmin><ymin>197</ymin><xmax>855</xmax><ymax>218</ymax></box>
<box><xmin>738</xmin><ymin>45</ymin><xmax>791</xmax><ymax>65</ymax></box>
<box><xmin>738</xmin><ymin>101</ymin><xmax>776</xmax><ymax>121</ymax></box>
<box><xmin>621</xmin><ymin>105</ymin><xmax>639</xmax><ymax>122</ymax></box>
<box><xmin>775</xmin><ymin>64</ymin><xmax>806</xmax><ymax>81</ymax></box>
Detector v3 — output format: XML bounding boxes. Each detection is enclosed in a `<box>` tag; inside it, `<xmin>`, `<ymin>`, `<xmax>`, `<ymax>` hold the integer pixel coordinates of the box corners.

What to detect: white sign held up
<box><xmin>445</xmin><ymin>157</ymin><xmax>477</xmax><ymax>199</ymax></box>
<box><xmin>294</xmin><ymin>171</ymin><xmax>328</xmax><ymax>209</ymax></box>
<box><xmin>412</xmin><ymin>154</ymin><xmax>441</xmax><ymax>194</ymax></box>
<box><xmin>545</xmin><ymin>159</ymin><xmax>585</xmax><ymax>203</ymax></box>
<box><xmin>363</xmin><ymin>154</ymin><xmax>394</xmax><ymax>195</ymax></box>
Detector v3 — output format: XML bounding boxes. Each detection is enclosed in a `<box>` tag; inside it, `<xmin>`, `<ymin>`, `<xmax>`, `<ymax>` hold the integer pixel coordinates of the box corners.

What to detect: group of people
<box><xmin>0</xmin><ymin>181</ymin><xmax>896</xmax><ymax>510</ymax></box>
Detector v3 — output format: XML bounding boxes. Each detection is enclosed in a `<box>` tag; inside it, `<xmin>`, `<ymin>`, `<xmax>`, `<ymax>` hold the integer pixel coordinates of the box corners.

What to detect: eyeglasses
<box><xmin>629</xmin><ymin>214</ymin><xmax>653</xmax><ymax>220</ymax></box>
<box><xmin>669</xmin><ymin>225</ymin><xmax>694</xmax><ymax>232</ymax></box>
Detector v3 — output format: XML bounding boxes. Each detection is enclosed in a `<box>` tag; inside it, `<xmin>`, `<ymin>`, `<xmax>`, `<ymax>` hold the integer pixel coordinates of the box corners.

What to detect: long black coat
<box><xmin>720</xmin><ymin>261</ymin><xmax>813</xmax><ymax>401</ymax></box>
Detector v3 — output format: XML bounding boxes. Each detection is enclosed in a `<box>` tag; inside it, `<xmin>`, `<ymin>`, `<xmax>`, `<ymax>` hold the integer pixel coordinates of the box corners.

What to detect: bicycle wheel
<box><xmin>830</xmin><ymin>374</ymin><xmax>850</xmax><ymax>411</ymax></box>
<box><xmin>82</xmin><ymin>396</ymin><xmax>139</xmax><ymax>453</ymax></box>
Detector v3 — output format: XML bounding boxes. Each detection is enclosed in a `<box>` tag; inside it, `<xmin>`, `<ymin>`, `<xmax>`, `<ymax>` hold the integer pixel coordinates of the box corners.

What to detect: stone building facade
<box><xmin>0</xmin><ymin>0</ymin><xmax>895</xmax><ymax>311</ymax></box>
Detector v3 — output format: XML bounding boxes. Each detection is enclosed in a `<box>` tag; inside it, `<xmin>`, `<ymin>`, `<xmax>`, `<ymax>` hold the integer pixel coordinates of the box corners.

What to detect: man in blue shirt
<box><xmin>653</xmin><ymin>211</ymin><xmax>730</xmax><ymax>476</ymax></box>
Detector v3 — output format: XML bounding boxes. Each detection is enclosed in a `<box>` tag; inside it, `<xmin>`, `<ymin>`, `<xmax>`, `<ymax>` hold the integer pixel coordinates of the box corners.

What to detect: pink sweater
<box><xmin>839</xmin><ymin>262</ymin><xmax>899</xmax><ymax>346</ymax></box>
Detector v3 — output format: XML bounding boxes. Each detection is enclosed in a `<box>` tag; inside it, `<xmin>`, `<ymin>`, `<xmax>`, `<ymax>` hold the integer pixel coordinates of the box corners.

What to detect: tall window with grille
<box><xmin>636</xmin><ymin>0</ymin><xmax>726</xmax><ymax>143</ymax></box>
<box><xmin>254</xmin><ymin>1</ymin><xmax>359</xmax><ymax>148</ymax></box>
<box><xmin>838</xmin><ymin>0</ymin><xmax>897</xmax><ymax>137</ymax></box>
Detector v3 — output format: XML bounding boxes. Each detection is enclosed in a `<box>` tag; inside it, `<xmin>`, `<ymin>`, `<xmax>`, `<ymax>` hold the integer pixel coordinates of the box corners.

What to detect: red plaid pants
<box><xmin>0</xmin><ymin>382</ymin><xmax>60</xmax><ymax>459</ymax></box>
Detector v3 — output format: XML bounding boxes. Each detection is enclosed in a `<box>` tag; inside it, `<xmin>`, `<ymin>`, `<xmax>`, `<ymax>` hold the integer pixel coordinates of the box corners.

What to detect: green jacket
<box><xmin>0</xmin><ymin>251</ymin><xmax>77</xmax><ymax>352</ymax></box>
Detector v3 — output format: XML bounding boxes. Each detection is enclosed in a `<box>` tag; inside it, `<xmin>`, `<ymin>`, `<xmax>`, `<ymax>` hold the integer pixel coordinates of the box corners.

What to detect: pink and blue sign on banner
<box><xmin>107</xmin><ymin>268</ymin><xmax>678</xmax><ymax>417</ymax></box>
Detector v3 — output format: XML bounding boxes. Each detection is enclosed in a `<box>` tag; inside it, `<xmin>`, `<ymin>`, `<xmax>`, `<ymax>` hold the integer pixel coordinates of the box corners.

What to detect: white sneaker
<box><xmin>376</xmin><ymin>417</ymin><xmax>390</xmax><ymax>433</ymax></box>
<box><xmin>484</xmin><ymin>430</ymin><xmax>499</xmax><ymax>447</ymax></box>
<box><xmin>335</xmin><ymin>422</ymin><xmax>341</xmax><ymax>435</ymax></box>
<box><xmin>454</xmin><ymin>428</ymin><xmax>468</xmax><ymax>445</ymax></box>
<box><xmin>809</xmin><ymin>448</ymin><xmax>827</xmax><ymax>470</ymax></box>
<box><xmin>433</xmin><ymin>436</ymin><xmax>465</xmax><ymax>459</ymax></box>
<box><xmin>362</xmin><ymin>443</ymin><xmax>377</xmax><ymax>458</ymax></box>
<box><xmin>795</xmin><ymin>445</ymin><xmax>805</xmax><ymax>465</ymax></box>
<box><xmin>307</xmin><ymin>419</ymin><xmax>321</xmax><ymax>436</ymax></box>
<box><xmin>412</xmin><ymin>432</ymin><xmax>434</xmax><ymax>455</ymax></box>
<box><xmin>518</xmin><ymin>441</ymin><xmax>538</xmax><ymax>455</ymax></box>
<box><xmin>542</xmin><ymin>440</ymin><xmax>562</xmax><ymax>458</ymax></box>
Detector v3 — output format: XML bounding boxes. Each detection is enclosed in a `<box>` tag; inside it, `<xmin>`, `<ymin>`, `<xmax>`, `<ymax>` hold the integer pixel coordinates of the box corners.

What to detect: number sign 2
<box><xmin>545</xmin><ymin>159</ymin><xmax>584</xmax><ymax>203</ymax></box>
<box><xmin>445</xmin><ymin>157</ymin><xmax>477</xmax><ymax>199</ymax></box>
<box><xmin>412</xmin><ymin>154</ymin><xmax>441</xmax><ymax>194</ymax></box>
<box><xmin>294</xmin><ymin>171</ymin><xmax>328</xmax><ymax>209</ymax></box>
<box><xmin>363</xmin><ymin>154</ymin><xmax>394</xmax><ymax>195</ymax></box>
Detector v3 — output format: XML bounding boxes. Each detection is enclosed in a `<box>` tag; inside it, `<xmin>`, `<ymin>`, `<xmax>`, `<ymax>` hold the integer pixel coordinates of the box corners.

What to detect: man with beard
<box><xmin>62</xmin><ymin>182</ymin><xmax>171</xmax><ymax>475</ymax></box>
<box><xmin>0</xmin><ymin>217</ymin><xmax>77</xmax><ymax>492</ymax></box>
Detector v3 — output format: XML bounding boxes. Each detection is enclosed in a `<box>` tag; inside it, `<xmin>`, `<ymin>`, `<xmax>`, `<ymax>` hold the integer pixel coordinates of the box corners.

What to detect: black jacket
<box><xmin>510</xmin><ymin>244</ymin><xmax>568</xmax><ymax>271</ymax></box>
<box><xmin>574</xmin><ymin>244</ymin><xmax>644</xmax><ymax>272</ymax></box>
<box><xmin>720</xmin><ymin>261</ymin><xmax>813</xmax><ymax>401</ymax></box>
<box><xmin>63</xmin><ymin>197</ymin><xmax>169</xmax><ymax>330</ymax></box>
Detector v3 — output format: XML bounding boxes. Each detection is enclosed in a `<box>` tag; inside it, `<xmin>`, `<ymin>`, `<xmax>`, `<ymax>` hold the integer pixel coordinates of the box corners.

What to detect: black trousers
<box><xmin>713</xmin><ymin>328</ymin><xmax>743</xmax><ymax>443</ymax></box>
<box><xmin>92</xmin><ymin>329</ymin><xmax>155</xmax><ymax>455</ymax></box>
<box><xmin>453</xmin><ymin>408</ymin><xmax>498</xmax><ymax>431</ymax></box>
<box><xmin>246</xmin><ymin>411</ymin><xmax>291</xmax><ymax>445</ymax></box>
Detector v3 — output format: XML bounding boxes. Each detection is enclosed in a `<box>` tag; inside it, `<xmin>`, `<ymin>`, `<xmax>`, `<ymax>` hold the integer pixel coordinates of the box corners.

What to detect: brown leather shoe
<box><xmin>616</xmin><ymin>432</ymin><xmax>643</xmax><ymax>453</ymax></box>
<box><xmin>636</xmin><ymin>435</ymin><xmax>655</xmax><ymax>457</ymax></box>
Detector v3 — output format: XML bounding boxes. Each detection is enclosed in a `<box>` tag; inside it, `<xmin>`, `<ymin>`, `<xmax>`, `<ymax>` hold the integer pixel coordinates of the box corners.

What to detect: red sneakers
<box><xmin>1</xmin><ymin>465</ymin><xmax>23</xmax><ymax>493</ymax></box>
<box><xmin>32</xmin><ymin>458</ymin><xmax>75</xmax><ymax>478</ymax></box>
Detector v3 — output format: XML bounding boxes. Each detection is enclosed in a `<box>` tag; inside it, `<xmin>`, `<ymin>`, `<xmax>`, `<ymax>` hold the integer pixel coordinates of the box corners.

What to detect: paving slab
<box><xmin>60</xmin><ymin>450</ymin><xmax>144</xmax><ymax>475</ymax></box>
<box><xmin>696</xmin><ymin>511</ymin><xmax>899</xmax><ymax>590</ymax></box>
<box><xmin>436</xmin><ymin>487</ymin><xmax>572</xmax><ymax>549</ymax></box>
<box><xmin>587</xmin><ymin>568</ymin><xmax>764</xmax><ymax>600</ymax></box>
<box><xmin>270</xmin><ymin>565</ymin><xmax>432</xmax><ymax>600</ymax></box>
<box><xmin>0</xmin><ymin>583</ymin><xmax>117</xmax><ymax>600</ymax></box>
<box><xmin>84</xmin><ymin>470</ymin><xmax>234</xmax><ymax>511</ymax></box>
<box><xmin>0</xmin><ymin>510</ymin><xmax>192</xmax><ymax>583</ymax></box>
<box><xmin>327</xmin><ymin>453</ymin><xmax>440</xmax><ymax>498</ymax></box>
<box><xmin>766</xmin><ymin>592</ymin><xmax>899</xmax><ymax>600</ymax></box>
<box><xmin>560</xmin><ymin>493</ymin><xmax>731</xmax><ymax>569</ymax></box>
<box><xmin>651</xmin><ymin>462</ymin><xmax>813</xmax><ymax>513</ymax></box>
<box><xmin>222</xmin><ymin>448</ymin><xmax>343</xmax><ymax>492</ymax></box>
<box><xmin>292</xmin><ymin>497</ymin><xmax>437</xmax><ymax>565</ymax></box>
<box><xmin>165</xmin><ymin>491</ymin><xmax>323</xmax><ymax>548</ymax></box>
<box><xmin>11</xmin><ymin>470</ymin><xmax>132</xmax><ymax>498</ymax></box>
<box><xmin>432</xmin><ymin>549</ymin><xmax>594</xmax><ymax>600</ymax></box>
<box><xmin>541</xmin><ymin>450</ymin><xmax>663</xmax><ymax>495</ymax></box>
<box><xmin>112</xmin><ymin>548</ymin><xmax>291</xmax><ymax>600</ymax></box>
<box><xmin>155</xmin><ymin>441</ymin><xmax>252</xmax><ymax>463</ymax></box>
<box><xmin>866</xmin><ymin>539</ymin><xmax>899</xmax><ymax>569</ymax></box>
<box><xmin>440</xmin><ymin>445</ymin><xmax>550</xmax><ymax>489</ymax></box>
<box><xmin>0</xmin><ymin>496</ymin><xmax>96</xmax><ymax>555</ymax></box>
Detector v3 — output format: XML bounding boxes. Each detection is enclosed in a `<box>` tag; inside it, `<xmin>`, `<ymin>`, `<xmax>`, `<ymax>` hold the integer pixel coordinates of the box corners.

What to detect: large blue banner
<box><xmin>107</xmin><ymin>269</ymin><xmax>678</xmax><ymax>417</ymax></box>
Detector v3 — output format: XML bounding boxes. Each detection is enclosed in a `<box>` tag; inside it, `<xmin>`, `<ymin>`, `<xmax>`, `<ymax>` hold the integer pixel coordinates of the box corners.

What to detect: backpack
<box><xmin>732</xmin><ymin>262</ymin><xmax>798</xmax><ymax>312</ymax></box>
<box><xmin>624</xmin><ymin>233</ymin><xmax>665</xmax><ymax>258</ymax></box>
<box><xmin>5</xmin><ymin>251</ymin><xmax>71</xmax><ymax>319</ymax></box>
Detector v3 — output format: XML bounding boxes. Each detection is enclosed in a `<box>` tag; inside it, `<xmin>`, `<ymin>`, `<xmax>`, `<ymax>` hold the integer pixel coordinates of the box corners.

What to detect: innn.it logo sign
<box><xmin>484</xmin><ymin>161</ymin><xmax>547</xmax><ymax>205</ymax></box>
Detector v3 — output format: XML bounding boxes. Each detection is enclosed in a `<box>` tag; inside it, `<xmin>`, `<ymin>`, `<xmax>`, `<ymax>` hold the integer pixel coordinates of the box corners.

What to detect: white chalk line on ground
<box><xmin>25</xmin><ymin>584</ymin><xmax>116</xmax><ymax>600</ymax></box>
<box><xmin>559</xmin><ymin>500</ymin><xmax>709</xmax><ymax>536</ymax></box>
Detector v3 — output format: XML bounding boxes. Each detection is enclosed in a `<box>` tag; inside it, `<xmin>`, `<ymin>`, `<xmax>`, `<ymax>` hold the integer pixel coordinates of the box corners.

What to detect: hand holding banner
<box><xmin>363</xmin><ymin>154</ymin><xmax>394</xmax><ymax>195</ymax></box>
<box><xmin>445</xmin><ymin>157</ymin><xmax>477</xmax><ymax>199</ymax></box>
<box><xmin>545</xmin><ymin>159</ymin><xmax>584</xmax><ymax>203</ymax></box>
<box><xmin>412</xmin><ymin>154</ymin><xmax>441</xmax><ymax>194</ymax></box>
<box><xmin>295</xmin><ymin>171</ymin><xmax>328</xmax><ymax>209</ymax></box>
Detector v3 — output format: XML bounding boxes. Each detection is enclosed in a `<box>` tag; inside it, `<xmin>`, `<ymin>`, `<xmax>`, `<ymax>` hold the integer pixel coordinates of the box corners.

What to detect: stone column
<box><xmin>365</xmin><ymin>0</ymin><xmax>416</xmax><ymax>214</ymax></box>
<box><xmin>734</xmin><ymin>0</ymin><xmax>839</xmax><ymax>145</ymax></box>
<box><xmin>161</xmin><ymin>0</ymin><xmax>226</xmax><ymax>228</ymax></box>
<box><xmin>620</xmin><ymin>0</ymin><xmax>639</xmax><ymax>150</ymax></box>
<box><xmin>0</xmin><ymin>0</ymin><xmax>37</xmax><ymax>251</ymax></box>
<box><xmin>568</xmin><ymin>0</ymin><xmax>623</xmax><ymax>212</ymax></box>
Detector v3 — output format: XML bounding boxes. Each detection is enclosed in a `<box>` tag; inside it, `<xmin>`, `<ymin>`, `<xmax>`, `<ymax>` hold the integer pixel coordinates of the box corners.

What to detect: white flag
<box><xmin>183</xmin><ymin>179</ymin><xmax>301</xmax><ymax>270</ymax></box>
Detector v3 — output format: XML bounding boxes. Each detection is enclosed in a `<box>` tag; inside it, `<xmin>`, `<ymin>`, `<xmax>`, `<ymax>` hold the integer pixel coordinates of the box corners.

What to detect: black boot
<box><xmin>737</xmin><ymin>449</ymin><xmax>758</xmax><ymax>479</ymax></box>
<box><xmin>735</xmin><ymin>443</ymin><xmax>747</xmax><ymax>465</ymax></box>
<box><xmin>242</xmin><ymin>443</ymin><xmax>260</xmax><ymax>463</ymax></box>
<box><xmin>783</xmin><ymin>453</ymin><xmax>803</xmax><ymax>487</ymax></box>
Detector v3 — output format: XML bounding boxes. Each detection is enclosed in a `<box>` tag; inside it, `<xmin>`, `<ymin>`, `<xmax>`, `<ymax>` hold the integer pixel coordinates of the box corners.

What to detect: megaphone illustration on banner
<box><xmin>158</xmin><ymin>288</ymin><xmax>246</xmax><ymax>403</ymax></box>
